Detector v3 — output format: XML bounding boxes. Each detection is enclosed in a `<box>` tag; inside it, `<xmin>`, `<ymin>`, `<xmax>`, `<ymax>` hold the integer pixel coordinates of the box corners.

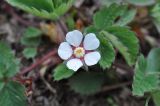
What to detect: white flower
<box><xmin>58</xmin><ymin>30</ymin><xmax>101</xmax><ymax>71</ymax></box>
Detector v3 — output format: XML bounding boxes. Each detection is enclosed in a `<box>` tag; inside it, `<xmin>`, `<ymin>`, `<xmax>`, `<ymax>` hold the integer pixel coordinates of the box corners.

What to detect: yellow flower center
<box><xmin>74</xmin><ymin>47</ymin><xmax>85</xmax><ymax>58</ymax></box>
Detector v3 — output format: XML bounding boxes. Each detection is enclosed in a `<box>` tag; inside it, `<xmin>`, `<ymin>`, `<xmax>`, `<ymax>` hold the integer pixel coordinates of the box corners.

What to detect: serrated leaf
<box><xmin>0</xmin><ymin>42</ymin><xmax>20</xmax><ymax>79</ymax></box>
<box><xmin>116</xmin><ymin>9</ymin><xmax>136</xmax><ymax>26</ymax></box>
<box><xmin>6</xmin><ymin>0</ymin><xmax>74</xmax><ymax>20</ymax></box>
<box><xmin>23</xmin><ymin>47</ymin><xmax>37</xmax><ymax>59</ymax></box>
<box><xmin>86</xmin><ymin>4</ymin><xmax>138</xmax><ymax>68</ymax></box>
<box><xmin>93</xmin><ymin>4</ymin><xmax>127</xmax><ymax>29</ymax></box>
<box><xmin>0</xmin><ymin>81</ymin><xmax>27</xmax><ymax>106</ymax></box>
<box><xmin>69</xmin><ymin>72</ymin><xmax>106</xmax><ymax>95</ymax></box>
<box><xmin>126</xmin><ymin>0</ymin><xmax>155</xmax><ymax>6</ymax></box>
<box><xmin>102</xmin><ymin>26</ymin><xmax>139</xmax><ymax>66</ymax></box>
<box><xmin>152</xmin><ymin>91</ymin><xmax>160</xmax><ymax>106</ymax></box>
<box><xmin>85</xmin><ymin>26</ymin><xmax>115</xmax><ymax>69</ymax></box>
<box><xmin>146</xmin><ymin>48</ymin><xmax>160</xmax><ymax>74</ymax></box>
<box><xmin>53</xmin><ymin>63</ymin><xmax>75</xmax><ymax>81</ymax></box>
<box><xmin>97</xmin><ymin>34</ymin><xmax>115</xmax><ymax>69</ymax></box>
<box><xmin>132</xmin><ymin>55</ymin><xmax>159</xmax><ymax>96</ymax></box>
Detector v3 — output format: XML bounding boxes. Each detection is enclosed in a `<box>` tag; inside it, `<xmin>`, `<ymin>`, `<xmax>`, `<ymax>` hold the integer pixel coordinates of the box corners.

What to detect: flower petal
<box><xmin>83</xmin><ymin>33</ymin><xmax>100</xmax><ymax>50</ymax></box>
<box><xmin>66</xmin><ymin>58</ymin><xmax>83</xmax><ymax>71</ymax></box>
<box><xmin>58</xmin><ymin>42</ymin><xmax>73</xmax><ymax>60</ymax></box>
<box><xmin>66</xmin><ymin>30</ymin><xmax>83</xmax><ymax>47</ymax></box>
<box><xmin>84</xmin><ymin>51</ymin><xmax>101</xmax><ymax>66</ymax></box>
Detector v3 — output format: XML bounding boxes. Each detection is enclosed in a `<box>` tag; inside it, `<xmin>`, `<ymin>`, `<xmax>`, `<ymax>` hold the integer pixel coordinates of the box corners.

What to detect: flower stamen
<box><xmin>74</xmin><ymin>47</ymin><xmax>85</xmax><ymax>58</ymax></box>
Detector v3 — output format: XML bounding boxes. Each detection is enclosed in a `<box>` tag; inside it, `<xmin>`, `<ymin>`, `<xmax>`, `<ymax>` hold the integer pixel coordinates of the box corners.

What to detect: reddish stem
<box><xmin>20</xmin><ymin>49</ymin><xmax>58</xmax><ymax>75</ymax></box>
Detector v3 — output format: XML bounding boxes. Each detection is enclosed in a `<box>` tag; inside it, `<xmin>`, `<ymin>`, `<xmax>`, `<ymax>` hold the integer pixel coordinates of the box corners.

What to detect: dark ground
<box><xmin>1</xmin><ymin>0</ymin><xmax>160</xmax><ymax>106</ymax></box>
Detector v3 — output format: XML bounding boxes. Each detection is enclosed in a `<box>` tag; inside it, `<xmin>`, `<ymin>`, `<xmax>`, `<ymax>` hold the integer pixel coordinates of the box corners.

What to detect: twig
<box><xmin>57</xmin><ymin>18</ymin><xmax>68</xmax><ymax>34</ymax></box>
<box><xmin>113</xmin><ymin>62</ymin><xmax>134</xmax><ymax>77</ymax></box>
<box><xmin>113</xmin><ymin>62</ymin><xmax>133</xmax><ymax>72</ymax></box>
<box><xmin>100</xmin><ymin>81</ymin><xmax>132</xmax><ymax>93</ymax></box>
<box><xmin>20</xmin><ymin>49</ymin><xmax>58</xmax><ymax>75</ymax></box>
<box><xmin>41</xmin><ymin>76</ymin><xmax>56</xmax><ymax>94</ymax></box>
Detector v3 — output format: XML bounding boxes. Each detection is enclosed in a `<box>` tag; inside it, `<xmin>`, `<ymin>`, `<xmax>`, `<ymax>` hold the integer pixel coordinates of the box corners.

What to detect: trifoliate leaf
<box><xmin>152</xmin><ymin>91</ymin><xmax>160</xmax><ymax>106</ymax></box>
<box><xmin>132</xmin><ymin>55</ymin><xmax>159</xmax><ymax>96</ymax></box>
<box><xmin>53</xmin><ymin>63</ymin><xmax>75</xmax><ymax>81</ymax></box>
<box><xmin>6</xmin><ymin>0</ymin><xmax>74</xmax><ymax>20</ymax></box>
<box><xmin>86</xmin><ymin>4</ymin><xmax>139</xmax><ymax>67</ymax></box>
<box><xmin>0</xmin><ymin>81</ymin><xmax>27</xmax><ymax>106</ymax></box>
<box><xmin>93</xmin><ymin>4</ymin><xmax>127</xmax><ymax>29</ymax></box>
<box><xmin>23</xmin><ymin>47</ymin><xmax>37</xmax><ymax>59</ymax></box>
<box><xmin>102</xmin><ymin>26</ymin><xmax>139</xmax><ymax>66</ymax></box>
<box><xmin>97</xmin><ymin>34</ymin><xmax>115</xmax><ymax>69</ymax></box>
<box><xmin>69</xmin><ymin>72</ymin><xmax>106</xmax><ymax>95</ymax></box>
<box><xmin>86</xmin><ymin>4</ymin><xmax>138</xmax><ymax>68</ymax></box>
<box><xmin>0</xmin><ymin>42</ymin><xmax>20</xmax><ymax>79</ymax></box>
<box><xmin>146</xmin><ymin>48</ymin><xmax>160</xmax><ymax>74</ymax></box>
<box><xmin>126</xmin><ymin>0</ymin><xmax>155</xmax><ymax>6</ymax></box>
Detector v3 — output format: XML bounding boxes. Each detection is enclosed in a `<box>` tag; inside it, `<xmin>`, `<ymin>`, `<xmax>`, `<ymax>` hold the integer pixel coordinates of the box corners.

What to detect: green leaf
<box><xmin>100</xmin><ymin>0</ymin><xmax>122</xmax><ymax>6</ymax></box>
<box><xmin>0</xmin><ymin>81</ymin><xmax>27</xmax><ymax>106</ymax></box>
<box><xmin>23</xmin><ymin>47</ymin><xmax>37</xmax><ymax>59</ymax></box>
<box><xmin>0</xmin><ymin>81</ymin><xmax>4</xmax><ymax>91</ymax></box>
<box><xmin>66</xmin><ymin>16</ymin><xmax>75</xmax><ymax>31</ymax></box>
<box><xmin>22</xmin><ymin>27</ymin><xmax>42</xmax><ymax>38</ymax></box>
<box><xmin>0</xmin><ymin>42</ymin><xmax>20</xmax><ymax>79</ymax></box>
<box><xmin>102</xmin><ymin>26</ymin><xmax>139</xmax><ymax>66</ymax></box>
<box><xmin>146</xmin><ymin>48</ymin><xmax>160</xmax><ymax>74</ymax></box>
<box><xmin>151</xmin><ymin>3</ymin><xmax>160</xmax><ymax>33</ymax></box>
<box><xmin>152</xmin><ymin>91</ymin><xmax>160</xmax><ymax>106</ymax></box>
<box><xmin>93</xmin><ymin>4</ymin><xmax>127</xmax><ymax>29</ymax></box>
<box><xmin>53</xmin><ymin>63</ymin><xmax>75</xmax><ymax>81</ymax></box>
<box><xmin>69</xmin><ymin>72</ymin><xmax>106</xmax><ymax>95</ymax></box>
<box><xmin>85</xmin><ymin>4</ymin><xmax>138</xmax><ymax>68</ymax></box>
<box><xmin>116</xmin><ymin>9</ymin><xmax>136</xmax><ymax>26</ymax></box>
<box><xmin>126</xmin><ymin>0</ymin><xmax>155</xmax><ymax>6</ymax></box>
<box><xmin>85</xmin><ymin>26</ymin><xmax>115</xmax><ymax>69</ymax></box>
<box><xmin>84</xmin><ymin>26</ymin><xmax>98</xmax><ymax>34</ymax></box>
<box><xmin>7</xmin><ymin>0</ymin><xmax>54</xmax><ymax>12</ymax></box>
<box><xmin>132</xmin><ymin>55</ymin><xmax>159</xmax><ymax>96</ymax></box>
<box><xmin>21</xmin><ymin>37</ymin><xmax>41</xmax><ymax>47</ymax></box>
<box><xmin>20</xmin><ymin>27</ymin><xmax>42</xmax><ymax>47</ymax></box>
<box><xmin>6</xmin><ymin>0</ymin><xmax>74</xmax><ymax>20</ymax></box>
<box><xmin>97</xmin><ymin>34</ymin><xmax>115</xmax><ymax>69</ymax></box>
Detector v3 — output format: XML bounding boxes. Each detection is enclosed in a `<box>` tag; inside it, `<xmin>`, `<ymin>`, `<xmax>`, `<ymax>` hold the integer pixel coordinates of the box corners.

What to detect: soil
<box><xmin>1</xmin><ymin>0</ymin><xmax>160</xmax><ymax>106</ymax></box>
